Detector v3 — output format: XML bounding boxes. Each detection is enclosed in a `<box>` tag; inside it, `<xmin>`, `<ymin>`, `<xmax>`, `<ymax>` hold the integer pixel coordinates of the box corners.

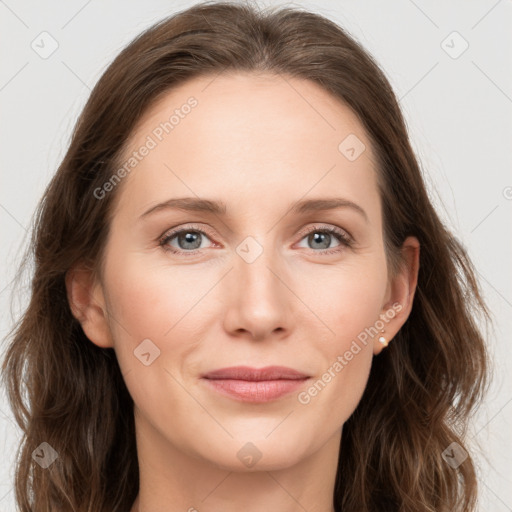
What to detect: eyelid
<box><xmin>295</xmin><ymin>223</ymin><xmax>353</xmax><ymax>244</ymax></box>
<box><xmin>159</xmin><ymin>222</ymin><xmax>214</xmax><ymax>239</ymax></box>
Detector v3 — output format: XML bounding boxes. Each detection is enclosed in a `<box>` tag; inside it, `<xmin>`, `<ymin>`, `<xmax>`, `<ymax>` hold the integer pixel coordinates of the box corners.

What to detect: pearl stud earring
<box><xmin>378</xmin><ymin>329</ymin><xmax>389</xmax><ymax>347</ymax></box>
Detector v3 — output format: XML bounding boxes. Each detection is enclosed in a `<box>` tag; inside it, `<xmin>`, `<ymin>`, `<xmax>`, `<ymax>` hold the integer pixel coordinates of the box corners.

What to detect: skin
<box><xmin>67</xmin><ymin>72</ymin><xmax>419</xmax><ymax>512</ymax></box>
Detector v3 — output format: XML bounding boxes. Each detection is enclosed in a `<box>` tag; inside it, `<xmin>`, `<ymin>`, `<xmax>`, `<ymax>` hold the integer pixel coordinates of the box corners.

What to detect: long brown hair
<box><xmin>1</xmin><ymin>1</ymin><xmax>489</xmax><ymax>510</ymax></box>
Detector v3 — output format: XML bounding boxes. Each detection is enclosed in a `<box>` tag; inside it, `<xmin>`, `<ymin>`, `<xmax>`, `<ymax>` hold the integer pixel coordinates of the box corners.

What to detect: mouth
<box><xmin>200</xmin><ymin>366</ymin><xmax>310</xmax><ymax>403</ymax></box>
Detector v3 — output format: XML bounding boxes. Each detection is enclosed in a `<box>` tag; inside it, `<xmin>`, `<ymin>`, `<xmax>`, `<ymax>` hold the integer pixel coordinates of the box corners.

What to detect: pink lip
<box><xmin>201</xmin><ymin>366</ymin><xmax>310</xmax><ymax>403</ymax></box>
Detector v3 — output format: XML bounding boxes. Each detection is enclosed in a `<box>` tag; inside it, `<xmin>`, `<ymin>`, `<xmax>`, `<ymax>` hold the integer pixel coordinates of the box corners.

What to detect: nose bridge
<box><xmin>224</xmin><ymin>232</ymin><xmax>290</xmax><ymax>338</ymax></box>
<box><xmin>234</xmin><ymin>233</ymin><xmax>282</xmax><ymax>296</ymax></box>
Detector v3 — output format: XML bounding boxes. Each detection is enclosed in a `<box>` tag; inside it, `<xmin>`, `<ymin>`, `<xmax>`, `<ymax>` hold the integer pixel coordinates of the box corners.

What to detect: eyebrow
<box><xmin>139</xmin><ymin>197</ymin><xmax>368</xmax><ymax>222</ymax></box>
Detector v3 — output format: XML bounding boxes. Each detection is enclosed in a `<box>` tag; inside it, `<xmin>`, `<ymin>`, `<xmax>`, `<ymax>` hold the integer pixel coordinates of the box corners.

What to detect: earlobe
<box><xmin>65</xmin><ymin>265</ymin><xmax>114</xmax><ymax>349</ymax></box>
<box><xmin>374</xmin><ymin>236</ymin><xmax>420</xmax><ymax>355</ymax></box>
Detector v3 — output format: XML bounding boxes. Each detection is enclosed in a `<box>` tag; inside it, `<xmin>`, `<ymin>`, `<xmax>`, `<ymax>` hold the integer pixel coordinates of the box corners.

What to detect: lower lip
<box><xmin>202</xmin><ymin>378</ymin><xmax>309</xmax><ymax>402</ymax></box>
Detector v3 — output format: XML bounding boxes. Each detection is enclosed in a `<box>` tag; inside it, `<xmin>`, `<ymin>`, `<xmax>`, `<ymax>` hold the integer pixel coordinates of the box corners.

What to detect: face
<box><xmin>73</xmin><ymin>72</ymin><xmax>415</xmax><ymax>472</ymax></box>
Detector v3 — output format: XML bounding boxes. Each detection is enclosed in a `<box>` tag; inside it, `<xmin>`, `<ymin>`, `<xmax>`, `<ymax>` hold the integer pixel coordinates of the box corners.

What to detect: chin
<box><xmin>196</xmin><ymin>436</ymin><xmax>309</xmax><ymax>473</ymax></box>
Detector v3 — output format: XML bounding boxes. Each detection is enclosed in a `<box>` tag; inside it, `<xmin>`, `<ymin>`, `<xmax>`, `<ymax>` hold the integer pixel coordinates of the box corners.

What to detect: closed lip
<box><xmin>201</xmin><ymin>365</ymin><xmax>309</xmax><ymax>381</ymax></box>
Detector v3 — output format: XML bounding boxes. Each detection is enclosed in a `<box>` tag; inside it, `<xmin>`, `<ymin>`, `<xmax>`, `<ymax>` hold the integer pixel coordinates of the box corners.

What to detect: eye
<box><xmin>296</xmin><ymin>224</ymin><xmax>353</xmax><ymax>255</ymax></box>
<box><xmin>159</xmin><ymin>224</ymin><xmax>215</xmax><ymax>256</ymax></box>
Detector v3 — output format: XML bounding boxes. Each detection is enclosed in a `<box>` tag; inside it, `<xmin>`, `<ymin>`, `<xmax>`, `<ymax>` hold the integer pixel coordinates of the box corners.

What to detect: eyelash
<box><xmin>158</xmin><ymin>223</ymin><xmax>353</xmax><ymax>257</ymax></box>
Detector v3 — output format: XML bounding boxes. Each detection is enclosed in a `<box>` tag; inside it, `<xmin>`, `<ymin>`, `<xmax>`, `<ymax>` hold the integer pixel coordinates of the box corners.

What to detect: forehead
<box><xmin>126</xmin><ymin>71</ymin><xmax>372</xmax><ymax>156</ymax></box>
<box><xmin>112</xmin><ymin>72</ymin><xmax>379</xmax><ymax>220</ymax></box>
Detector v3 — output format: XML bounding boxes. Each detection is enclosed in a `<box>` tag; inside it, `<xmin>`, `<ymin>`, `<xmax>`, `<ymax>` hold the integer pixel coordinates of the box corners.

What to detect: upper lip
<box><xmin>201</xmin><ymin>366</ymin><xmax>309</xmax><ymax>381</ymax></box>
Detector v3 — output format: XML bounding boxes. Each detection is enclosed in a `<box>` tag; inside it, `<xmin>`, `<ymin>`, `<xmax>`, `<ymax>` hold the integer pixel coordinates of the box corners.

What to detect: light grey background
<box><xmin>1</xmin><ymin>1</ymin><xmax>511</xmax><ymax>510</ymax></box>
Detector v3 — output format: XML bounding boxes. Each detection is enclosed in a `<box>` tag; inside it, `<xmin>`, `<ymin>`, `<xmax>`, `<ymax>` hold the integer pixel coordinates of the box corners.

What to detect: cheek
<box><xmin>312</xmin><ymin>258</ymin><xmax>388</xmax><ymax>342</ymax></box>
<box><xmin>299</xmin><ymin>260</ymin><xmax>387</xmax><ymax>413</ymax></box>
<box><xmin>101</xmin><ymin>255</ymin><xmax>211</xmax><ymax>416</ymax></box>
<box><xmin>104</xmin><ymin>252</ymin><xmax>210</xmax><ymax>340</ymax></box>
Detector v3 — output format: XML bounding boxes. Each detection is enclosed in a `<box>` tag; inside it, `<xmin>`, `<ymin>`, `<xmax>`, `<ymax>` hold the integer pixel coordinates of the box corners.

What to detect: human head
<box><xmin>2</xmin><ymin>2</ymin><xmax>488</xmax><ymax>511</ymax></box>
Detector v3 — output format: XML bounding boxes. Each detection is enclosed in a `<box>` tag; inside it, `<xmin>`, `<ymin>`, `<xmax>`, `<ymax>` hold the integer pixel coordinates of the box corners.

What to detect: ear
<box><xmin>65</xmin><ymin>264</ymin><xmax>114</xmax><ymax>348</ymax></box>
<box><xmin>373</xmin><ymin>236</ymin><xmax>420</xmax><ymax>355</ymax></box>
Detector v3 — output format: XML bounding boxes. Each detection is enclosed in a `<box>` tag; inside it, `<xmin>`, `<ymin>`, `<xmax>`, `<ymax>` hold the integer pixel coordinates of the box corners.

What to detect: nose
<box><xmin>222</xmin><ymin>240</ymin><xmax>292</xmax><ymax>342</ymax></box>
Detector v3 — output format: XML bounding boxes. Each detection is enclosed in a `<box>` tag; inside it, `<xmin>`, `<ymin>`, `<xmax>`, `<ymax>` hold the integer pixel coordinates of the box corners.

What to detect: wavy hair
<box><xmin>1</xmin><ymin>1</ymin><xmax>489</xmax><ymax>510</ymax></box>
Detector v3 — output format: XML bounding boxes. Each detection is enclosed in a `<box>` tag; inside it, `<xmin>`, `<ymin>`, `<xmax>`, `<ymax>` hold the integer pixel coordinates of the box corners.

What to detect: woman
<box><xmin>1</xmin><ymin>1</ymin><xmax>489</xmax><ymax>511</ymax></box>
